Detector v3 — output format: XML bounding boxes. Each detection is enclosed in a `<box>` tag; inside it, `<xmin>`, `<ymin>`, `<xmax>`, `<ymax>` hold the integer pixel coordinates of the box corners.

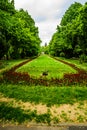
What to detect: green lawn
<box><xmin>0</xmin><ymin>59</ymin><xmax>26</xmax><ymax>73</ymax></box>
<box><xmin>17</xmin><ymin>55</ymin><xmax>76</xmax><ymax>79</ymax></box>
<box><xmin>0</xmin><ymin>83</ymin><xmax>87</xmax><ymax>106</ymax></box>
<box><xmin>58</xmin><ymin>57</ymin><xmax>87</xmax><ymax>71</ymax></box>
<box><xmin>0</xmin><ymin>56</ymin><xmax>87</xmax><ymax>125</ymax></box>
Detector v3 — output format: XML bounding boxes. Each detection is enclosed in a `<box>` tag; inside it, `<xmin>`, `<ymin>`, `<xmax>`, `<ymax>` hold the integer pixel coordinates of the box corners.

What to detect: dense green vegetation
<box><xmin>17</xmin><ymin>55</ymin><xmax>76</xmax><ymax>79</ymax></box>
<box><xmin>0</xmin><ymin>102</ymin><xmax>51</xmax><ymax>124</ymax></box>
<box><xmin>0</xmin><ymin>84</ymin><xmax>87</xmax><ymax>106</ymax></box>
<box><xmin>0</xmin><ymin>0</ymin><xmax>41</xmax><ymax>60</ymax></box>
<box><xmin>0</xmin><ymin>56</ymin><xmax>87</xmax><ymax>125</ymax></box>
<box><xmin>0</xmin><ymin>1</ymin><xmax>87</xmax><ymax>125</ymax></box>
<box><xmin>58</xmin><ymin>57</ymin><xmax>87</xmax><ymax>71</ymax></box>
<box><xmin>49</xmin><ymin>2</ymin><xmax>87</xmax><ymax>61</ymax></box>
<box><xmin>0</xmin><ymin>59</ymin><xmax>26</xmax><ymax>72</ymax></box>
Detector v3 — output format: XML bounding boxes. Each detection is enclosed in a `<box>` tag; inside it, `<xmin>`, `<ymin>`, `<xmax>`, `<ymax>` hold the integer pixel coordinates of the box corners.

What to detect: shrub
<box><xmin>80</xmin><ymin>54</ymin><xmax>87</xmax><ymax>62</ymax></box>
<box><xmin>59</xmin><ymin>52</ymin><xmax>65</xmax><ymax>57</ymax></box>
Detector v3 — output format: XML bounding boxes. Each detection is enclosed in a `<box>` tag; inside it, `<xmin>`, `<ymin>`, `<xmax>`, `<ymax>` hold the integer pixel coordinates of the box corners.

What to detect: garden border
<box><xmin>2</xmin><ymin>55</ymin><xmax>87</xmax><ymax>86</ymax></box>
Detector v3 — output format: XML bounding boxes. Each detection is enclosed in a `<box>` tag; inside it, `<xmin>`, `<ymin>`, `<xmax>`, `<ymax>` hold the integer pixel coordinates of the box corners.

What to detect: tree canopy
<box><xmin>49</xmin><ymin>2</ymin><xmax>87</xmax><ymax>61</ymax></box>
<box><xmin>0</xmin><ymin>0</ymin><xmax>41</xmax><ymax>59</ymax></box>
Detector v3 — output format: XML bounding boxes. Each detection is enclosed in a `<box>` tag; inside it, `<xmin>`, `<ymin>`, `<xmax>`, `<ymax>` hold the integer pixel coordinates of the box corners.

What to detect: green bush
<box><xmin>79</xmin><ymin>54</ymin><xmax>87</xmax><ymax>62</ymax></box>
<box><xmin>59</xmin><ymin>52</ymin><xmax>65</xmax><ymax>57</ymax></box>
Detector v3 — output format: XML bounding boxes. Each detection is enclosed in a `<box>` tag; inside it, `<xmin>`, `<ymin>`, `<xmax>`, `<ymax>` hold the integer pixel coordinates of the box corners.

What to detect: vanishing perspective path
<box><xmin>3</xmin><ymin>55</ymin><xmax>87</xmax><ymax>86</ymax></box>
<box><xmin>0</xmin><ymin>55</ymin><xmax>87</xmax><ymax>128</ymax></box>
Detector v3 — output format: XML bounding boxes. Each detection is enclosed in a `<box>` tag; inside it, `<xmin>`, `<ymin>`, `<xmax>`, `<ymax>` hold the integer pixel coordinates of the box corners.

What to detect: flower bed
<box><xmin>52</xmin><ymin>57</ymin><xmax>87</xmax><ymax>85</ymax></box>
<box><xmin>2</xmin><ymin>57</ymin><xmax>87</xmax><ymax>86</ymax></box>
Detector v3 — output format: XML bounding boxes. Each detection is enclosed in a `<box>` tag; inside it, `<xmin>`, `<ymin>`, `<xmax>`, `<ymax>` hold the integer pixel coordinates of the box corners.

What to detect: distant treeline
<box><xmin>49</xmin><ymin>2</ymin><xmax>87</xmax><ymax>61</ymax></box>
<box><xmin>0</xmin><ymin>0</ymin><xmax>41</xmax><ymax>59</ymax></box>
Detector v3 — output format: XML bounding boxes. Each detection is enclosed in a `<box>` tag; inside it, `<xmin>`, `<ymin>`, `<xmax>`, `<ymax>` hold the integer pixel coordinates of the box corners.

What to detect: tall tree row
<box><xmin>0</xmin><ymin>0</ymin><xmax>41</xmax><ymax>59</ymax></box>
<box><xmin>49</xmin><ymin>2</ymin><xmax>87</xmax><ymax>61</ymax></box>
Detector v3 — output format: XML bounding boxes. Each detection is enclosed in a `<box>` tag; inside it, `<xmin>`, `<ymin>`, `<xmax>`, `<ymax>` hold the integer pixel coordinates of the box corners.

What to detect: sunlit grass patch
<box><xmin>0</xmin><ymin>83</ymin><xmax>87</xmax><ymax>106</ymax></box>
<box><xmin>58</xmin><ymin>57</ymin><xmax>87</xmax><ymax>71</ymax></box>
<box><xmin>0</xmin><ymin>59</ymin><xmax>26</xmax><ymax>74</ymax></box>
<box><xmin>17</xmin><ymin>55</ymin><xmax>76</xmax><ymax>79</ymax></box>
<box><xmin>0</xmin><ymin>84</ymin><xmax>87</xmax><ymax>125</ymax></box>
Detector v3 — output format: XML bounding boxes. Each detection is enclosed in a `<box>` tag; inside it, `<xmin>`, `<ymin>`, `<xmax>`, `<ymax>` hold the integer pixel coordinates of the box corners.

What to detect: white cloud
<box><xmin>36</xmin><ymin>19</ymin><xmax>61</xmax><ymax>45</ymax></box>
<box><xmin>14</xmin><ymin>0</ymin><xmax>87</xmax><ymax>45</ymax></box>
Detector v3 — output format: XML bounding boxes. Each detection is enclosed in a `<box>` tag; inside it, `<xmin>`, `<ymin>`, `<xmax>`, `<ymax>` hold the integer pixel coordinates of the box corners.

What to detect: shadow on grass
<box><xmin>0</xmin><ymin>102</ymin><xmax>36</xmax><ymax>123</ymax></box>
<box><xmin>0</xmin><ymin>102</ymin><xmax>51</xmax><ymax>124</ymax></box>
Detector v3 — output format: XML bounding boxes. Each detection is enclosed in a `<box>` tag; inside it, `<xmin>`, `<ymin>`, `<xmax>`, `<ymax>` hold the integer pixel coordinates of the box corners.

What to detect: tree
<box><xmin>61</xmin><ymin>2</ymin><xmax>82</xmax><ymax>26</ymax></box>
<box><xmin>49</xmin><ymin>2</ymin><xmax>87</xmax><ymax>59</ymax></box>
<box><xmin>0</xmin><ymin>0</ymin><xmax>41</xmax><ymax>59</ymax></box>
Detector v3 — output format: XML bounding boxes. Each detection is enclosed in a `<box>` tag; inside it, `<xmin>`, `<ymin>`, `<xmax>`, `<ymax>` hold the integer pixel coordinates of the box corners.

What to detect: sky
<box><xmin>14</xmin><ymin>0</ymin><xmax>87</xmax><ymax>46</ymax></box>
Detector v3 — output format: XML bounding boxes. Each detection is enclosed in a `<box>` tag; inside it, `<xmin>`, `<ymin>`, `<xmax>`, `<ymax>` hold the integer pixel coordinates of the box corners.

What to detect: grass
<box><xmin>0</xmin><ymin>59</ymin><xmax>26</xmax><ymax>75</ymax></box>
<box><xmin>16</xmin><ymin>55</ymin><xmax>76</xmax><ymax>79</ymax></box>
<box><xmin>0</xmin><ymin>83</ymin><xmax>87</xmax><ymax>124</ymax></box>
<box><xmin>0</xmin><ymin>83</ymin><xmax>87</xmax><ymax>106</ymax></box>
<box><xmin>58</xmin><ymin>57</ymin><xmax>87</xmax><ymax>71</ymax></box>
<box><xmin>0</xmin><ymin>55</ymin><xmax>87</xmax><ymax>125</ymax></box>
<box><xmin>0</xmin><ymin>102</ymin><xmax>51</xmax><ymax>125</ymax></box>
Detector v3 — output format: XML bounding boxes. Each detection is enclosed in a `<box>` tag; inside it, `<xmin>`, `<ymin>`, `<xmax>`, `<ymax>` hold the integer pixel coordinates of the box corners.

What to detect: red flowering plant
<box><xmin>51</xmin><ymin>57</ymin><xmax>87</xmax><ymax>86</ymax></box>
<box><xmin>2</xmin><ymin>56</ymin><xmax>87</xmax><ymax>86</ymax></box>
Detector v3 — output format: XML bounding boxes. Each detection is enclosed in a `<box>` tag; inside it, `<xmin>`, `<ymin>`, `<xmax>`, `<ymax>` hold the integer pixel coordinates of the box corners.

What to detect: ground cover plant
<box><xmin>16</xmin><ymin>55</ymin><xmax>76</xmax><ymax>79</ymax></box>
<box><xmin>52</xmin><ymin>57</ymin><xmax>87</xmax><ymax>86</ymax></box>
<box><xmin>1</xmin><ymin>0</ymin><xmax>87</xmax><ymax>126</ymax></box>
<box><xmin>0</xmin><ymin>59</ymin><xmax>27</xmax><ymax>75</ymax></box>
<box><xmin>58</xmin><ymin>57</ymin><xmax>87</xmax><ymax>71</ymax></box>
<box><xmin>2</xmin><ymin>55</ymin><xmax>87</xmax><ymax>86</ymax></box>
<box><xmin>0</xmin><ymin>84</ymin><xmax>87</xmax><ymax>125</ymax></box>
<box><xmin>0</xmin><ymin>55</ymin><xmax>87</xmax><ymax>125</ymax></box>
<box><xmin>0</xmin><ymin>57</ymin><xmax>36</xmax><ymax>84</ymax></box>
<box><xmin>0</xmin><ymin>84</ymin><xmax>87</xmax><ymax>106</ymax></box>
<box><xmin>0</xmin><ymin>59</ymin><xmax>32</xmax><ymax>83</ymax></box>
